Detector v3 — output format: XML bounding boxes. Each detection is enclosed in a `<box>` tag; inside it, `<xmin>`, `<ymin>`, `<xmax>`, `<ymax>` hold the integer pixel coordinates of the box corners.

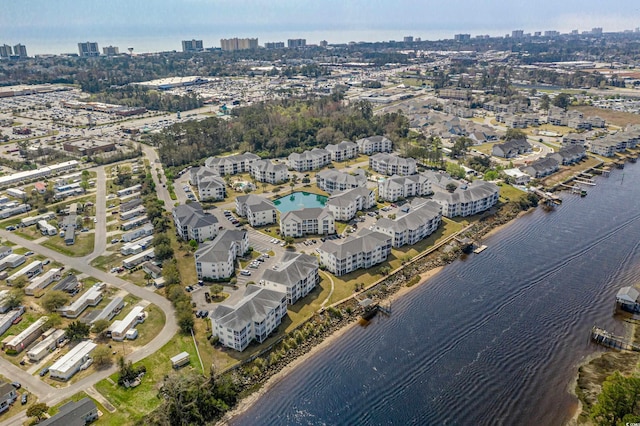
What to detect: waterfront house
<box><xmin>373</xmin><ymin>199</ymin><xmax>442</xmax><ymax>248</ymax></box>
<box><xmin>520</xmin><ymin>156</ymin><xmax>560</xmax><ymax>179</ymax></box>
<box><xmin>425</xmin><ymin>172</ymin><xmax>499</xmax><ymax>218</ymax></box>
<box><xmin>549</xmin><ymin>146</ymin><xmax>586</xmax><ymax>165</ymax></box>
<box><xmin>318</xmin><ymin>229</ymin><xmax>392</xmax><ymax>276</ymax></box>
<box><xmin>491</xmin><ymin>138</ymin><xmax>532</xmax><ymax>158</ymax></box>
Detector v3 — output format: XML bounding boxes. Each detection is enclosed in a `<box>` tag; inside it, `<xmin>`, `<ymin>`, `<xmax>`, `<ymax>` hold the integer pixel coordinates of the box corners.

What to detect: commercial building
<box><xmin>220</xmin><ymin>37</ymin><xmax>258</xmax><ymax>51</ymax></box>
<box><xmin>195</xmin><ymin>230</ymin><xmax>248</xmax><ymax>280</ymax></box>
<box><xmin>63</xmin><ymin>139</ymin><xmax>116</xmax><ymax>156</ymax></box>
<box><xmin>27</xmin><ymin>329</ymin><xmax>65</xmax><ymax>362</ymax></box>
<box><xmin>318</xmin><ymin>230</ymin><xmax>392</xmax><ymax>276</ymax></box>
<box><xmin>78</xmin><ymin>41</ymin><xmax>99</xmax><ymax>57</ymax></box>
<box><xmin>287</xmin><ymin>39</ymin><xmax>306</xmax><ymax>48</ymax></box>
<box><xmin>210</xmin><ymin>285</ymin><xmax>287</xmax><ymax>352</ymax></box>
<box><xmin>261</xmin><ymin>252</ymin><xmax>319</xmax><ymax>305</ymax></box>
<box><xmin>110</xmin><ymin>306</ymin><xmax>145</xmax><ymax>341</ymax></box>
<box><xmin>172</xmin><ymin>202</ymin><xmax>219</xmax><ymax>242</ymax></box>
<box><xmin>316</xmin><ymin>169</ymin><xmax>367</xmax><ymax>194</ymax></box>
<box><xmin>326</xmin><ymin>187</ymin><xmax>376</xmax><ymax>222</ymax></box>
<box><xmin>280</xmin><ymin>207</ymin><xmax>335</xmax><ymax>237</ymax></box>
<box><xmin>182</xmin><ymin>39</ymin><xmax>204</xmax><ymax>52</ymax></box>
<box><xmin>38</xmin><ymin>398</ymin><xmax>98</xmax><ymax>425</ymax></box>
<box><xmin>235</xmin><ymin>194</ymin><xmax>277</xmax><ymax>227</ymax></box>
<box><xmin>3</xmin><ymin>316</ymin><xmax>48</xmax><ymax>353</ymax></box>
<box><xmin>59</xmin><ymin>286</ymin><xmax>103</xmax><ymax>318</ymax></box>
<box><xmin>373</xmin><ymin>199</ymin><xmax>442</xmax><ymax>248</ymax></box>
<box><xmin>49</xmin><ymin>340</ymin><xmax>97</xmax><ymax>381</ymax></box>
<box><xmin>369</xmin><ymin>153</ymin><xmax>417</xmax><ymax>176</ymax></box>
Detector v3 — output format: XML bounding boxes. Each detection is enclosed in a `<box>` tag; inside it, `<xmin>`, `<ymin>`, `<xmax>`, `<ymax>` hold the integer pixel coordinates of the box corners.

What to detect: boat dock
<box><xmin>530</xmin><ymin>187</ymin><xmax>562</xmax><ymax>206</ymax></box>
<box><xmin>359</xmin><ymin>298</ymin><xmax>392</xmax><ymax>321</ymax></box>
<box><xmin>590</xmin><ymin>326</ymin><xmax>640</xmax><ymax>352</ymax></box>
<box><xmin>473</xmin><ymin>245</ymin><xmax>488</xmax><ymax>254</ymax></box>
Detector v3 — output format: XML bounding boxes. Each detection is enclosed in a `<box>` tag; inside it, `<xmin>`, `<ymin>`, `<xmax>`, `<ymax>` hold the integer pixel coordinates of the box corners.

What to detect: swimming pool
<box><xmin>273</xmin><ymin>191</ymin><xmax>328</xmax><ymax>213</ymax></box>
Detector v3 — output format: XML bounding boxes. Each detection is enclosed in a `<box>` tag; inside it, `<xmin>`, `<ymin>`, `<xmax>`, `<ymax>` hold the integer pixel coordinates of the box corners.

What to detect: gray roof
<box><xmin>39</xmin><ymin>397</ymin><xmax>97</xmax><ymax>426</ymax></box>
<box><xmin>252</xmin><ymin>159</ymin><xmax>288</xmax><ymax>174</ymax></box>
<box><xmin>288</xmin><ymin>148</ymin><xmax>330</xmax><ymax>161</ymax></box>
<box><xmin>211</xmin><ymin>285</ymin><xmax>285</xmax><ymax>331</ymax></box>
<box><xmin>317</xmin><ymin>169</ymin><xmax>366</xmax><ymax>187</ymax></box>
<box><xmin>205</xmin><ymin>152</ymin><xmax>260</xmax><ymax>168</ymax></box>
<box><xmin>375</xmin><ymin>200</ymin><xmax>441</xmax><ymax>233</ymax></box>
<box><xmin>195</xmin><ymin>229</ymin><xmax>246</xmax><ymax>263</ymax></box>
<box><xmin>319</xmin><ymin>230</ymin><xmax>390</xmax><ymax>258</ymax></box>
<box><xmin>325</xmin><ymin>140</ymin><xmax>357</xmax><ymax>152</ymax></box>
<box><xmin>173</xmin><ymin>202</ymin><xmax>218</xmax><ymax>229</ymax></box>
<box><xmin>281</xmin><ymin>207</ymin><xmax>331</xmax><ymax>222</ymax></box>
<box><xmin>262</xmin><ymin>252</ymin><xmax>318</xmax><ymax>289</ymax></box>
<box><xmin>236</xmin><ymin>194</ymin><xmax>276</xmax><ymax>213</ymax></box>
<box><xmin>379</xmin><ymin>174</ymin><xmax>430</xmax><ymax>191</ymax></box>
<box><xmin>370</xmin><ymin>153</ymin><xmax>416</xmax><ymax>167</ymax></box>
<box><xmin>327</xmin><ymin>186</ymin><xmax>374</xmax><ymax>208</ymax></box>
<box><xmin>431</xmin><ymin>180</ymin><xmax>499</xmax><ymax>205</ymax></box>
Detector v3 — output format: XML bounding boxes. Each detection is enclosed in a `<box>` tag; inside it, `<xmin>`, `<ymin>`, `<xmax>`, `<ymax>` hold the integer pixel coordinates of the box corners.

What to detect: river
<box><xmin>231</xmin><ymin>164</ymin><xmax>640</xmax><ymax>426</ymax></box>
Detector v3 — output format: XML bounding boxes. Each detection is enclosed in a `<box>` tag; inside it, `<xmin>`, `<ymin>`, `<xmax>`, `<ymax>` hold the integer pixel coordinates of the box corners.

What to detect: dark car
<box><xmin>21</xmin><ymin>393</ymin><xmax>28</xmax><ymax>405</ymax></box>
<box><xmin>11</xmin><ymin>382</ymin><xmax>21</xmax><ymax>389</ymax></box>
<box><xmin>39</xmin><ymin>367</ymin><xmax>49</xmax><ymax>377</ymax></box>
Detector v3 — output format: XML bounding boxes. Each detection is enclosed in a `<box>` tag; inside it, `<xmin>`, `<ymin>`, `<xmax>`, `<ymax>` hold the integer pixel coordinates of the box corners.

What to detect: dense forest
<box><xmin>85</xmin><ymin>85</ymin><xmax>203</xmax><ymax>112</ymax></box>
<box><xmin>148</xmin><ymin>97</ymin><xmax>409</xmax><ymax>166</ymax></box>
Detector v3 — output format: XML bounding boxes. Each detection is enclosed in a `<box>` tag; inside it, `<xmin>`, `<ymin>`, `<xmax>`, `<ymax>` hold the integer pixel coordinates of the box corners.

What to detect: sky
<box><xmin>1</xmin><ymin>0</ymin><xmax>640</xmax><ymax>55</ymax></box>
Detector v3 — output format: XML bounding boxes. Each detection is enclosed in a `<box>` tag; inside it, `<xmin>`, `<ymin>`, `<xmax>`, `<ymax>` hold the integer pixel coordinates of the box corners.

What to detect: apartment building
<box><xmin>378</xmin><ymin>174</ymin><xmax>432</xmax><ymax>202</ymax></box>
<box><xmin>195</xmin><ymin>230</ymin><xmax>248</xmax><ymax>280</ymax></box>
<box><xmin>316</xmin><ymin>169</ymin><xmax>367</xmax><ymax>194</ymax></box>
<box><xmin>204</xmin><ymin>153</ymin><xmax>260</xmax><ymax>176</ymax></box>
<box><xmin>261</xmin><ymin>252</ymin><xmax>319</xmax><ymax>305</ymax></box>
<box><xmin>428</xmin><ymin>175</ymin><xmax>499</xmax><ymax>218</ymax></box>
<box><xmin>288</xmin><ymin>148</ymin><xmax>331</xmax><ymax>171</ymax></box>
<box><xmin>373</xmin><ymin>199</ymin><xmax>442</xmax><ymax>247</ymax></box>
<box><xmin>326</xmin><ymin>187</ymin><xmax>376</xmax><ymax>221</ymax></box>
<box><xmin>356</xmin><ymin>135</ymin><xmax>393</xmax><ymax>155</ymax></box>
<box><xmin>369</xmin><ymin>153</ymin><xmax>417</xmax><ymax>176</ymax></box>
<box><xmin>280</xmin><ymin>208</ymin><xmax>335</xmax><ymax>237</ymax></box>
<box><xmin>318</xmin><ymin>230</ymin><xmax>392</xmax><ymax>276</ymax></box>
<box><xmin>325</xmin><ymin>141</ymin><xmax>358</xmax><ymax>162</ymax></box>
<box><xmin>235</xmin><ymin>194</ymin><xmax>277</xmax><ymax>227</ymax></box>
<box><xmin>172</xmin><ymin>202</ymin><xmax>219</xmax><ymax>242</ymax></box>
<box><xmin>250</xmin><ymin>160</ymin><xmax>289</xmax><ymax>184</ymax></box>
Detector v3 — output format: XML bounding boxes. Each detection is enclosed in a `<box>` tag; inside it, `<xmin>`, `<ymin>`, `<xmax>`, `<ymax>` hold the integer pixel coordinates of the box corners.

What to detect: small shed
<box><xmin>170</xmin><ymin>351</ymin><xmax>190</xmax><ymax>369</ymax></box>
<box><xmin>125</xmin><ymin>328</ymin><xmax>138</xmax><ymax>340</ymax></box>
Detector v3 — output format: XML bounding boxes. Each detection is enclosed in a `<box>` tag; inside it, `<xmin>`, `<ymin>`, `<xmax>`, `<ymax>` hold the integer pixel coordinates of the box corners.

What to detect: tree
<box><xmin>4</xmin><ymin>288</ymin><xmax>23</xmax><ymax>310</ymax></box>
<box><xmin>553</xmin><ymin>93</ymin><xmax>571</xmax><ymax>110</ymax></box>
<box><xmin>155</xmin><ymin>242</ymin><xmax>174</xmax><ymax>262</ymax></box>
<box><xmin>10</xmin><ymin>275</ymin><xmax>28</xmax><ymax>289</ymax></box>
<box><xmin>446</xmin><ymin>182</ymin><xmax>458</xmax><ymax>193</ymax></box>
<box><xmin>177</xmin><ymin>310</ymin><xmax>194</xmax><ymax>333</ymax></box>
<box><xmin>44</xmin><ymin>313</ymin><xmax>63</xmax><ymax>329</ymax></box>
<box><xmin>41</xmin><ymin>290</ymin><xmax>70</xmax><ymax>312</ymax></box>
<box><xmin>378</xmin><ymin>266</ymin><xmax>391</xmax><ymax>276</ymax></box>
<box><xmin>504</xmin><ymin>128</ymin><xmax>527</xmax><ymax>141</ymax></box>
<box><xmin>484</xmin><ymin>170</ymin><xmax>499</xmax><ymax>181</ymax></box>
<box><xmin>591</xmin><ymin>371</ymin><xmax>640</xmax><ymax>426</ymax></box>
<box><xmin>162</xmin><ymin>260</ymin><xmax>181</xmax><ymax>286</ymax></box>
<box><xmin>27</xmin><ymin>403</ymin><xmax>49</xmax><ymax>421</ymax></box>
<box><xmin>211</xmin><ymin>284</ymin><xmax>224</xmax><ymax>299</ymax></box>
<box><xmin>65</xmin><ymin>320</ymin><xmax>91</xmax><ymax>341</ymax></box>
<box><xmin>540</xmin><ymin>94</ymin><xmax>551</xmax><ymax>110</ymax></box>
<box><xmin>284</xmin><ymin>236</ymin><xmax>295</xmax><ymax>246</ymax></box>
<box><xmin>188</xmin><ymin>239</ymin><xmax>198</xmax><ymax>252</ymax></box>
<box><xmin>92</xmin><ymin>319</ymin><xmax>111</xmax><ymax>335</ymax></box>
<box><xmin>93</xmin><ymin>344</ymin><xmax>113</xmax><ymax>368</ymax></box>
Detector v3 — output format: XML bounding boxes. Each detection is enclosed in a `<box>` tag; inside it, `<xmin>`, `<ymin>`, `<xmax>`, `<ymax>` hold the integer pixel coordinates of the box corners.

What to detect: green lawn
<box><xmin>498</xmin><ymin>183</ymin><xmax>528</xmax><ymax>203</ymax></box>
<box><xmin>42</xmin><ymin>233</ymin><xmax>95</xmax><ymax>257</ymax></box>
<box><xmin>91</xmin><ymin>252</ymin><xmax>121</xmax><ymax>271</ymax></box>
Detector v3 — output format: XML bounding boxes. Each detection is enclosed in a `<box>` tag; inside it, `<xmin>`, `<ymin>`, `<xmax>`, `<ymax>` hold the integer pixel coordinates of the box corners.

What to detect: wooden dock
<box><xmin>590</xmin><ymin>326</ymin><xmax>640</xmax><ymax>351</ymax></box>
<box><xmin>473</xmin><ymin>245</ymin><xmax>488</xmax><ymax>254</ymax></box>
<box><xmin>530</xmin><ymin>187</ymin><xmax>562</xmax><ymax>207</ymax></box>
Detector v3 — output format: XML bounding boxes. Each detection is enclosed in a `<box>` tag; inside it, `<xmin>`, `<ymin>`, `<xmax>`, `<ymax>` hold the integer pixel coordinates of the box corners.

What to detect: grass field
<box><xmin>571</xmin><ymin>105</ymin><xmax>640</xmax><ymax>127</ymax></box>
<box><xmin>42</xmin><ymin>233</ymin><xmax>94</xmax><ymax>257</ymax></box>
<box><xmin>499</xmin><ymin>183</ymin><xmax>528</xmax><ymax>203</ymax></box>
<box><xmin>91</xmin><ymin>252</ymin><xmax>121</xmax><ymax>271</ymax></box>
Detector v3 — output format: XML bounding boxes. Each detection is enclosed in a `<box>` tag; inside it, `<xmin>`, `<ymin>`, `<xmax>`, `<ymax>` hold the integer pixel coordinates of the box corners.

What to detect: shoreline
<box><xmin>219</xmin><ymin>199</ymin><xmax>532</xmax><ymax>425</ymax></box>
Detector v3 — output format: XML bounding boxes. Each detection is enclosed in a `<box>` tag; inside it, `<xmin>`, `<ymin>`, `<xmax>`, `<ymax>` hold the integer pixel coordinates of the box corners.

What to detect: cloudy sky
<box><xmin>2</xmin><ymin>0</ymin><xmax>639</xmax><ymax>53</ymax></box>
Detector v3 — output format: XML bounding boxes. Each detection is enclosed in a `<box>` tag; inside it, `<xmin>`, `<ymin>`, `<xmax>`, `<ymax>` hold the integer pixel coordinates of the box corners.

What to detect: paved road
<box><xmin>83</xmin><ymin>166</ymin><xmax>107</xmax><ymax>262</ymax></box>
<box><xmin>139</xmin><ymin>143</ymin><xmax>174</xmax><ymax>210</ymax></box>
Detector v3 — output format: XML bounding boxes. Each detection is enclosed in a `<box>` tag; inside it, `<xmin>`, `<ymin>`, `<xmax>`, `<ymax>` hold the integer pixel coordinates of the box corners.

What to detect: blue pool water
<box><xmin>273</xmin><ymin>191</ymin><xmax>328</xmax><ymax>213</ymax></box>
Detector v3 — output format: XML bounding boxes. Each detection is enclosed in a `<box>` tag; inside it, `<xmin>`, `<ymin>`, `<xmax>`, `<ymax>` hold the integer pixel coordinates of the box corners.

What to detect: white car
<box><xmin>240</xmin><ymin>270</ymin><xmax>251</xmax><ymax>276</ymax></box>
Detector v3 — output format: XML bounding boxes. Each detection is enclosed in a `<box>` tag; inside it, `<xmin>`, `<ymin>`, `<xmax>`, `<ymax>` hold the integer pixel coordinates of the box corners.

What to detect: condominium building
<box><xmin>220</xmin><ymin>38</ymin><xmax>258</xmax><ymax>51</ymax></box>
<box><xmin>369</xmin><ymin>153</ymin><xmax>417</xmax><ymax>176</ymax></box>
<box><xmin>190</xmin><ymin>167</ymin><xmax>226</xmax><ymax>201</ymax></box>
<box><xmin>182</xmin><ymin>39</ymin><xmax>204</xmax><ymax>52</ymax></box>
<box><xmin>356</xmin><ymin>135</ymin><xmax>393</xmax><ymax>155</ymax></box>
<box><xmin>102</xmin><ymin>45</ymin><xmax>119</xmax><ymax>56</ymax></box>
<box><xmin>426</xmin><ymin>172</ymin><xmax>499</xmax><ymax>218</ymax></box>
<box><xmin>235</xmin><ymin>194</ymin><xmax>277</xmax><ymax>227</ymax></box>
<box><xmin>250</xmin><ymin>159</ymin><xmax>289</xmax><ymax>184</ymax></box>
<box><xmin>326</xmin><ymin>187</ymin><xmax>376</xmax><ymax>222</ymax></box>
<box><xmin>318</xmin><ymin>230</ymin><xmax>392</xmax><ymax>276</ymax></box>
<box><xmin>210</xmin><ymin>285</ymin><xmax>287</xmax><ymax>352</ymax></box>
<box><xmin>172</xmin><ymin>202</ymin><xmax>219</xmax><ymax>242</ymax></box>
<box><xmin>195</xmin><ymin>230</ymin><xmax>248</xmax><ymax>280</ymax></box>
<box><xmin>261</xmin><ymin>252</ymin><xmax>319</xmax><ymax>305</ymax></box>
<box><xmin>0</xmin><ymin>45</ymin><xmax>12</xmax><ymax>58</ymax></box>
<box><xmin>378</xmin><ymin>174</ymin><xmax>432</xmax><ymax>202</ymax></box>
<box><xmin>287</xmin><ymin>39</ymin><xmax>306</xmax><ymax>48</ymax></box>
<box><xmin>325</xmin><ymin>141</ymin><xmax>358</xmax><ymax>161</ymax></box>
<box><xmin>12</xmin><ymin>44</ymin><xmax>27</xmax><ymax>58</ymax></box>
<box><xmin>316</xmin><ymin>169</ymin><xmax>367</xmax><ymax>194</ymax></box>
<box><xmin>204</xmin><ymin>153</ymin><xmax>260</xmax><ymax>176</ymax></box>
<box><xmin>373</xmin><ymin>199</ymin><xmax>442</xmax><ymax>247</ymax></box>
<box><xmin>288</xmin><ymin>148</ymin><xmax>331</xmax><ymax>172</ymax></box>
<box><xmin>279</xmin><ymin>208</ymin><xmax>335</xmax><ymax>237</ymax></box>
<box><xmin>77</xmin><ymin>42</ymin><xmax>99</xmax><ymax>57</ymax></box>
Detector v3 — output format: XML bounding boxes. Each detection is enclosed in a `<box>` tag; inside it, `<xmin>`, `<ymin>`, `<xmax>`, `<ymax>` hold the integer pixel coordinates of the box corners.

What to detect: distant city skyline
<box><xmin>1</xmin><ymin>0</ymin><xmax>639</xmax><ymax>55</ymax></box>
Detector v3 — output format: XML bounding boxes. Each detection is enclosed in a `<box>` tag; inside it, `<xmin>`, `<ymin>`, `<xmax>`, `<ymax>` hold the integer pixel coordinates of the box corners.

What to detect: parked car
<box><xmin>43</xmin><ymin>259</ymin><xmax>51</xmax><ymax>265</ymax></box>
<box><xmin>11</xmin><ymin>382</ymin><xmax>21</xmax><ymax>389</ymax></box>
<box><xmin>240</xmin><ymin>270</ymin><xmax>251</xmax><ymax>276</ymax></box>
<box><xmin>21</xmin><ymin>393</ymin><xmax>28</xmax><ymax>405</ymax></box>
<box><xmin>25</xmin><ymin>251</ymin><xmax>34</xmax><ymax>256</ymax></box>
<box><xmin>39</xmin><ymin>367</ymin><xmax>49</xmax><ymax>377</ymax></box>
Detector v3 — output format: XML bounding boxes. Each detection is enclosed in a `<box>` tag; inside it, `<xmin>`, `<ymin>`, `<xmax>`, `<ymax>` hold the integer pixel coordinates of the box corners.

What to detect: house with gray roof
<box><xmin>316</xmin><ymin>169</ymin><xmax>367</xmax><ymax>194</ymax></box>
<box><xmin>195</xmin><ymin>229</ymin><xmax>248</xmax><ymax>280</ymax></box>
<box><xmin>172</xmin><ymin>202</ymin><xmax>219</xmax><ymax>242</ymax></box>
<box><xmin>326</xmin><ymin>186</ymin><xmax>376</xmax><ymax>222</ymax></box>
<box><xmin>318</xmin><ymin>229</ymin><xmax>392</xmax><ymax>276</ymax></box>
<box><xmin>373</xmin><ymin>199</ymin><xmax>442</xmax><ymax>247</ymax></box>
<box><xmin>204</xmin><ymin>152</ymin><xmax>260</xmax><ymax>176</ymax></box>
<box><xmin>325</xmin><ymin>141</ymin><xmax>358</xmax><ymax>161</ymax></box>
<box><xmin>549</xmin><ymin>145</ymin><xmax>586</xmax><ymax>165</ymax></box>
<box><xmin>288</xmin><ymin>148</ymin><xmax>331</xmax><ymax>171</ymax></box>
<box><xmin>356</xmin><ymin>135</ymin><xmax>392</xmax><ymax>155</ymax></box>
<box><xmin>250</xmin><ymin>159</ymin><xmax>289</xmax><ymax>184</ymax></box>
<box><xmin>492</xmin><ymin>138</ymin><xmax>532</xmax><ymax>158</ymax></box>
<box><xmin>280</xmin><ymin>208</ymin><xmax>335</xmax><ymax>237</ymax></box>
<box><xmin>562</xmin><ymin>133</ymin><xmax>586</xmax><ymax>147</ymax></box>
<box><xmin>378</xmin><ymin>174</ymin><xmax>432</xmax><ymax>202</ymax></box>
<box><xmin>261</xmin><ymin>252</ymin><xmax>319</xmax><ymax>304</ymax></box>
<box><xmin>425</xmin><ymin>172</ymin><xmax>499</xmax><ymax>218</ymax></box>
<box><xmin>520</xmin><ymin>156</ymin><xmax>560</xmax><ymax>179</ymax></box>
<box><xmin>369</xmin><ymin>153</ymin><xmax>417</xmax><ymax>176</ymax></box>
<box><xmin>210</xmin><ymin>285</ymin><xmax>287</xmax><ymax>352</ymax></box>
<box><xmin>235</xmin><ymin>194</ymin><xmax>277</xmax><ymax>227</ymax></box>
<box><xmin>0</xmin><ymin>381</ymin><xmax>17</xmax><ymax>414</ymax></box>
<box><xmin>38</xmin><ymin>397</ymin><xmax>98</xmax><ymax>426</ymax></box>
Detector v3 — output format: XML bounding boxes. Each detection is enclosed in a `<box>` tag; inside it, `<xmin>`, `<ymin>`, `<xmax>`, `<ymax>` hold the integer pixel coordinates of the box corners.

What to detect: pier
<box><xmin>590</xmin><ymin>326</ymin><xmax>640</xmax><ymax>351</ymax></box>
<box><xmin>359</xmin><ymin>298</ymin><xmax>392</xmax><ymax>321</ymax></box>
<box><xmin>529</xmin><ymin>187</ymin><xmax>562</xmax><ymax>206</ymax></box>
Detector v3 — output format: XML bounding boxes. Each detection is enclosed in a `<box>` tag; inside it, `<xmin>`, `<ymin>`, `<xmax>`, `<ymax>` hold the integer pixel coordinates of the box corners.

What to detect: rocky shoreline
<box><xmin>218</xmin><ymin>198</ymin><xmax>533</xmax><ymax>425</ymax></box>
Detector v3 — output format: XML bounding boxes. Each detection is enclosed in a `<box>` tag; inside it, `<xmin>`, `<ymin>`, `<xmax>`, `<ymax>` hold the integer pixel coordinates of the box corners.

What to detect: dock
<box><xmin>473</xmin><ymin>245</ymin><xmax>488</xmax><ymax>254</ymax></box>
<box><xmin>530</xmin><ymin>187</ymin><xmax>562</xmax><ymax>207</ymax></box>
<box><xmin>590</xmin><ymin>326</ymin><xmax>640</xmax><ymax>352</ymax></box>
<box><xmin>359</xmin><ymin>298</ymin><xmax>392</xmax><ymax>321</ymax></box>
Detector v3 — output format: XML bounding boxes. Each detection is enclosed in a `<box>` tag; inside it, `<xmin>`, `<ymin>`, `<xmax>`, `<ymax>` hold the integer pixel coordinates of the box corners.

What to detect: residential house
<box><xmin>235</xmin><ymin>194</ymin><xmax>277</xmax><ymax>227</ymax></box>
<box><xmin>38</xmin><ymin>398</ymin><xmax>98</xmax><ymax>425</ymax></box>
<box><xmin>492</xmin><ymin>138</ymin><xmax>532</xmax><ymax>158</ymax></box>
<box><xmin>325</xmin><ymin>141</ymin><xmax>358</xmax><ymax>161</ymax></box>
<box><xmin>210</xmin><ymin>285</ymin><xmax>287</xmax><ymax>352</ymax></box>
<box><xmin>0</xmin><ymin>382</ymin><xmax>17</xmax><ymax>414</ymax></box>
<box><xmin>373</xmin><ymin>199</ymin><xmax>442</xmax><ymax>247</ymax></box>
<box><xmin>356</xmin><ymin>135</ymin><xmax>393</xmax><ymax>155</ymax></box>
<box><xmin>378</xmin><ymin>174</ymin><xmax>432</xmax><ymax>202</ymax></box>
<box><xmin>562</xmin><ymin>133</ymin><xmax>586</xmax><ymax>147</ymax></box>
<box><xmin>326</xmin><ymin>187</ymin><xmax>376</xmax><ymax>222</ymax></box>
<box><xmin>503</xmin><ymin>168</ymin><xmax>531</xmax><ymax>185</ymax></box>
<box><xmin>279</xmin><ymin>208</ymin><xmax>335</xmax><ymax>237</ymax></box>
<box><xmin>250</xmin><ymin>160</ymin><xmax>289</xmax><ymax>184</ymax></box>
<box><xmin>549</xmin><ymin>145</ymin><xmax>586</xmax><ymax>165</ymax></box>
<box><xmin>261</xmin><ymin>252</ymin><xmax>319</xmax><ymax>304</ymax></box>
<box><xmin>316</xmin><ymin>169</ymin><xmax>367</xmax><ymax>194</ymax></box>
<box><xmin>318</xmin><ymin>229</ymin><xmax>392</xmax><ymax>276</ymax></box>
<box><xmin>49</xmin><ymin>341</ymin><xmax>97</xmax><ymax>381</ymax></box>
<box><xmin>369</xmin><ymin>153</ymin><xmax>417</xmax><ymax>176</ymax></box>
<box><xmin>520</xmin><ymin>156</ymin><xmax>560</xmax><ymax>178</ymax></box>
<box><xmin>195</xmin><ymin>230</ymin><xmax>248</xmax><ymax>280</ymax></box>
<box><xmin>172</xmin><ymin>202</ymin><xmax>219</xmax><ymax>242</ymax></box>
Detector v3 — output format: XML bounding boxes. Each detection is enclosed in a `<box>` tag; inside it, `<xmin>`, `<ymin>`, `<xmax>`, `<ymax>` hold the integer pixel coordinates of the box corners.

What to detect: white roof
<box><xmin>111</xmin><ymin>306</ymin><xmax>144</xmax><ymax>335</ymax></box>
<box><xmin>6</xmin><ymin>316</ymin><xmax>48</xmax><ymax>347</ymax></box>
<box><xmin>170</xmin><ymin>351</ymin><xmax>190</xmax><ymax>363</ymax></box>
<box><xmin>50</xmin><ymin>340</ymin><xmax>97</xmax><ymax>374</ymax></box>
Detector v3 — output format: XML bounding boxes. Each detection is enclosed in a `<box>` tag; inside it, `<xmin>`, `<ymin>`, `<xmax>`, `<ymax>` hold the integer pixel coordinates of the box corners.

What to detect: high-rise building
<box><xmin>78</xmin><ymin>42</ymin><xmax>100</xmax><ymax>57</ymax></box>
<box><xmin>102</xmin><ymin>46</ymin><xmax>119</xmax><ymax>56</ymax></box>
<box><xmin>287</xmin><ymin>39</ymin><xmax>306</xmax><ymax>48</ymax></box>
<box><xmin>13</xmin><ymin>44</ymin><xmax>27</xmax><ymax>58</ymax></box>
<box><xmin>319</xmin><ymin>40</ymin><xmax>328</xmax><ymax>48</ymax></box>
<box><xmin>0</xmin><ymin>44</ymin><xmax>11</xmax><ymax>58</ymax></box>
<box><xmin>220</xmin><ymin>38</ymin><xmax>258</xmax><ymax>51</ymax></box>
<box><xmin>591</xmin><ymin>27</ymin><xmax>603</xmax><ymax>35</ymax></box>
<box><xmin>544</xmin><ymin>30</ymin><xmax>560</xmax><ymax>37</ymax></box>
<box><xmin>511</xmin><ymin>30</ymin><xmax>524</xmax><ymax>38</ymax></box>
<box><xmin>264</xmin><ymin>42</ymin><xmax>285</xmax><ymax>49</ymax></box>
<box><xmin>403</xmin><ymin>36</ymin><xmax>414</xmax><ymax>43</ymax></box>
<box><xmin>182</xmin><ymin>39</ymin><xmax>204</xmax><ymax>52</ymax></box>
<box><xmin>454</xmin><ymin>34</ymin><xmax>471</xmax><ymax>41</ymax></box>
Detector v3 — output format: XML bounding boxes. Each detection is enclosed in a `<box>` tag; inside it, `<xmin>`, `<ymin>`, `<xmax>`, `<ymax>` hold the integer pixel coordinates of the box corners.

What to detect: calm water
<box><xmin>273</xmin><ymin>191</ymin><xmax>328</xmax><ymax>214</ymax></box>
<box><xmin>231</xmin><ymin>164</ymin><xmax>640</xmax><ymax>426</ymax></box>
